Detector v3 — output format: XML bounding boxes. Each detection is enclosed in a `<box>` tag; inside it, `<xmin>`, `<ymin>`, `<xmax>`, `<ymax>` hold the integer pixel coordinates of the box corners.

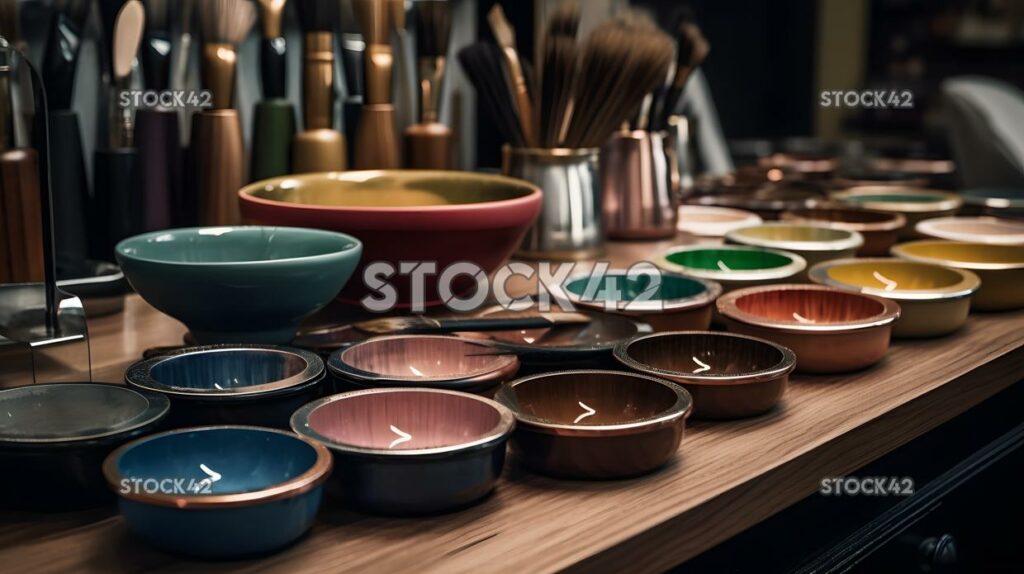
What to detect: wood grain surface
<box><xmin>1</xmin><ymin>236</ymin><xmax>1021</xmax><ymax>573</ymax></box>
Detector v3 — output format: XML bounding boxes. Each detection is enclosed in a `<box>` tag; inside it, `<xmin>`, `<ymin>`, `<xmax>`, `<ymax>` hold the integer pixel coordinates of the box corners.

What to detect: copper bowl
<box><xmin>892</xmin><ymin>240</ymin><xmax>1024</xmax><ymax>311</ymax></box>
<box><xmin>830</xmin><ymin>186</ymin><xmax>962</xmax><ymax>238</ymax></box>
<box><xmin>810</xmin><ymin>258</ymin><xmax>980</xmax><ymax>338</ymax></box>
<box><xmin>494</xmin><ymin>370</ymin><xmax>692</xmax><ymax>478</ymax></box>
<box><xmin>328</xmin><ymin>335</ymin><xmax>519</xmax><ymax>395</ymax></box>
<box><xmin>613</xmin><ymin>331</ymin><xmax>795</xmax><ymax>419</ymax></box>
<box><xmin>915</xmin><ymin>216</ymin><xmax>1024</xmax><ymax>245</ymax></box>
<box><xmin>292</xmin><ymin>388</ymin><xmax>514</xmax><ymax>514</ymax></box>
<box><xmin>781</xmin><ymin>206</ymin><xmax>906</xmax><ymax>256</ymax></box>
<box><xmin>688</xmin><ymin>185</ymin><xmax>825</xmax><ymax>220</ymax></box>
<box><xmin>758</xmin><ymin>152</ymin><xmax>839</xmax><ymax>179</ymax></box>
<box><xmin>560</xmin><ymin>270</ymin><xmax>721</xmax><ymax>332</ymax></box>
<box><xmin>717</xmin><ymin>285</ymin><xmax>900</xmax><ymax>373</ymax></box>
<box><xmin>725</xmin><ymin>223</ymin><xmax>864</xmax><ymax>279</ymax></box>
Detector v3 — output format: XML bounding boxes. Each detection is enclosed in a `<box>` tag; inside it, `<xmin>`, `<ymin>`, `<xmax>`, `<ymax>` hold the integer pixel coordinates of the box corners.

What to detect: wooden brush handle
<box><xmin>1</xmin><ymin>149</ymin><xmax>45</xmax><ymax>282</ymax></box>
<box><xmin>500</xmin><ymin>49</ymin><xmax>537</xmax><ymax>148</ymax></box>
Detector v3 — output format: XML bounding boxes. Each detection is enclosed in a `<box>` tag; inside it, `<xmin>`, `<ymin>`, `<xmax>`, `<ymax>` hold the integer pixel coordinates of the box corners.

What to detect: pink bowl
<box><xmin>239</xmin><ymin>171</ymin><xmax>542</xmax><ymax>308</ymax></box>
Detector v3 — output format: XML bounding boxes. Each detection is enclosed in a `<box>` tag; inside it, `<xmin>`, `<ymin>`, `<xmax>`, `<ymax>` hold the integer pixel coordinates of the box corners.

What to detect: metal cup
<box><xmin>503</xmin><ymin>147</ymin><xmax>604</xmax><ymax>260</ymax></box>
<box><xmin>601</xmin><ymin>130</ymin><xmax>680</xmax><ymax>239</ymax></box>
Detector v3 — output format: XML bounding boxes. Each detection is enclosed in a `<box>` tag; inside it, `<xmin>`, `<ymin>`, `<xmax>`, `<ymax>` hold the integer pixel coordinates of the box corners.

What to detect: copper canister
<box><xmin>601</xmin><ymin>130</ymin><xmax>679</xmax><ymax>239</ymax></box>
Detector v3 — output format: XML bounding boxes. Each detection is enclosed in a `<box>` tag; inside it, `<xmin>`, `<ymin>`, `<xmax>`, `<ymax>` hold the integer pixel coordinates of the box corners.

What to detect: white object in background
<box><xmin>943</xmin><ymin>76</ymin><xmax>1024</xmax><ymax>188</ymax></box>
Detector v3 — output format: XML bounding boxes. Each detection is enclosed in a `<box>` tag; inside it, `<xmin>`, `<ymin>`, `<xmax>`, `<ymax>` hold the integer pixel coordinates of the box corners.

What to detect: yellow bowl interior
<box><xmin>900</xmin><ymin>242</ymin><xmax>1024</xmax><ymax>264</ymax></box>
<box><xmin>827</xmin><ymin>261</ymin><xmax>965</xmax><ymax>290</ymax></box>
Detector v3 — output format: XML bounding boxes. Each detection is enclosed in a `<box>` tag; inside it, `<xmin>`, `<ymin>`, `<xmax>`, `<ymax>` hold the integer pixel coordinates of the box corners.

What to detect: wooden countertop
<box><xmin>2</xmin><ymin>237</ymin><xmax>1023</xmax><ymax>573</ymax></box>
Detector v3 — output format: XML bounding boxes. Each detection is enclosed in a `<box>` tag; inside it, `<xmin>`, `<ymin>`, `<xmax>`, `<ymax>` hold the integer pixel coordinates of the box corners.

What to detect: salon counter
<box><xmin>1</xmin><ymin>236</ymin><xmax>1023</xmax><ymax>573</ymax></box>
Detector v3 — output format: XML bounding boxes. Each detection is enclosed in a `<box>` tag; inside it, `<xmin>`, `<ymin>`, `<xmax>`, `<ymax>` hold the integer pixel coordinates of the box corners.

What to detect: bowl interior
<box><xmin>502</xmin><ymin>372</ymin><xmax>679</xmax><ymax>426</ymax></box>
<box><xmin>0</xmin><ymin>385</ymin><xmax>155</xmax><ymax>441</ymax></box>
<box><xmin>845</xmin><ymin>193</ymin><xmax>945</xmax><ymax>204</ymax></box>
<box><xmin>338</xmin><ymin>337</ymin><xmax>512</xmax><ymax>380</ymax></box>
<box><xmin>117</xmin><ymin>227</ymin><xmax>358</xmax><ymax>264</ymax></box>
<box><xmin>789</xmin><ymin>208</ymin><xmax>894</xmax><ymax>224</ymax></box>
<box><xmin>148</xmin><ymin>349</ymin><xmax>309</xmax><ymax>391</ymax></box>
<box><xmin>565</xmin><ymin>273</ymin><xmax>707</xmax><ymax>303</ymax></box>
<box><xmin>925</xmin><ymin>218</ymin><xmax>1024</xmax><ymax>237</ymax></box>
<box><xmin>115</xmin><ymin>428</ymin><xmax>318</xmax><ymax>494</ymax></box>
<box><xmin>732</xmin><ymin>225</ymin><xmax>852</xmax><ymax>243</ymax></box>
<box><xmin>826</xmin><ymin>261</ymin><xmax>965</xmax><ymax>290</ymax></box>
<box><xmin>623</xmin><ymin>334</ymin><xmax>786</xmax><ymax>376</ymax></box>
<box><xmin>665</xmin><ymin>248</ymin><xmax>794</xmax><ymax>271</ymax></box>
<box><xmin>245</xmin><ymin>172</ymin><xmax>535</xmax><ymax>208</ymax></box>
<box><xmin>734</xmin><ymin>288</ymin><xmax>886</xmax><ymax>323</ymax></box>
<box><xmin>466</xmin><ymin>311</ymin><xmax>642</xmax><ymax>350</ymax></box>
<box><xmin>305</xmin><ymin>391</ymin><xmax>503</xmax><ymax>450</ymax></box>
<box><xmin>899</xmin><ymin>242</ymin><xmax>1024</xmax><ymax>264</ymax></box>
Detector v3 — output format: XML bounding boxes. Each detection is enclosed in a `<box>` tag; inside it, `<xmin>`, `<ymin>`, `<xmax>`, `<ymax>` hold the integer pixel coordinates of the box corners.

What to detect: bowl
<box><xmin>892</xmin><ymin>240</ymin><xmax>1024</xmax><ymax>310</ymax></box>
<box><xmin>725</xmin><ymin>223</ymin><xmax>864</xmax><ymax>278</ymax></box>
<box><xmin>810</xmin><ymin>258</ymin><xmax>980</xmax><ymax>338</ymax></box>
<box><xmin>758</xmin><ymin>152</ymin><xmax>839</xmax><ymax>179</ymax></box>
<box><xmin>959</xmin><ymin>187</ymin><xmax>1024</xmax><ymax>216</ymax></box>
<box><xmin>659</xmin><ymin>245</ymin><xmax>807</xmax><ymax>292</ymax></box>
<box><xmin>126</xmin><ymin>345</ymin><xmax>326</xmax><ymax>428</ymax></box>
<box><xmin>104</xmin><ymin>426</ymin><xmax>331</xmax><ymax>558</ymax></box>
<box><xmin>915</xmin><ymin>216</ymin><xmax>1024</xmax><ymax>245</ymax></box>
<box><xmin>677</xmin><ymin>205</ymin><xmax>763</xmax><ymax>237</ymax></box>
<box><xmin>781</xmin><ymin>206</ymin><xmax>906</xmax><ymax>256</ymax></box>
<box><xmin>688</xmin><ymin>186</ymin><xmax>825</xmax><ymax>220</ymax></box>
<box><xmin>830</xmin><ymin>187</ymin><xmax>962</xmax><ymax>238</ymax></box>
<box><xmin>560</xmin><ymin>270</ymin><xmax>721</xmax><ymax>332</ymax></box>
<box><xmin>830</xmin><ymin>170</ymin><xmax>930</xmax><ymax>190</ymax></box>
<box><xmin>717</xmin><ymin>285</ymin><xmax>900</xmax><ymax>373</ymax></box>
<box><xmin>613</xmin><ymin>332</ymin><xmax>795</xmax><ymax>419</ymax></box>
<box><xmin>116</xmin><ymin>226</ymin><xmax>362</xmax><ymax>344</ymax></box>
<box><xmin>239</xmin><ymin>171</ymin><xmax>542</xmax><ymax>308</ymax></box>
<box><xmin>494</xmin><ymin>370</ymin><xmax>692</xmax><ymax>478</ymax></box>
<box><xmin>0</xmin><ymin>383</ymin><xmax>169</xmax><ymax>511</ymax></box>
<box><xmin>327</xmin><ymin>335</ymin><xmax>520</xmax><ymax>395</ymax></box>
<box><xmin>291</xmin><ymin>388</ymin><xmax>514</xmax><ymax>514</ymax></box>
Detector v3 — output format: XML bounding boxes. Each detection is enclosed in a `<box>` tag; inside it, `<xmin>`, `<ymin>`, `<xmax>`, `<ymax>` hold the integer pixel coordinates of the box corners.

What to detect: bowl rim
<box><xmin>559</xmin><ymin>269</ymin><xmax>723</xmax><ymax>314</ymax></box>
<box><xmin>677</xmin><ymin>205</ymin><xmax>763</xmax><ymax>236</ymax></box>
<box><xmin>716</xmin><ymin>284</ymin><xmax>901</xmax><ymax>333</ymax></box>
<box><xmin>780</xmin><ymin>205</ymin><xmax>907</xmax><ymax>233</ymax></box>
<box><xmin>613</xmin><ymin>331</ymin><xmax>797</xmax><ymax>386</ymax></box>
<box><xmin>809</xmin><ymin>258</ymin><xmax>981</xmax><ymax>301</ymax></box>
<box><xmin>494</xmin><ymin>369</ymin><xmax>693</xmax><ymax>436</ymax></box>
<box><xmin>830</xmin><ymin>186</ymin><xmax>963</xmax><ymax>213</ymax></box>
<box><xmin>102</xmin><ymin>425</ymin><xmax>333</xmax><ymax>509</ymax></box>
<box><xmin>960</xmin><ymin>187</ymin><xmax>1024</xmax><ymax>208</ymax></box>
<box><xmin>726</xmin><ymin>222</ymin><xmax>865</xmax><ymax>253</ymax></box>
<box><xmin>659</xmin><ymin>245</ymin><xmax>808</xmax><ymax>282</ymax></box>
<box><xmin>892</xmin><ymin>240</ymin><xmax>1024</xmax><ymax>270</ymax></box>
<box><xmin>125</xmin><ymin>345</ymin><xmax>325</xmax><ymax>398</ymax></box>
<box><xmin>456</xmin><ymin>310</ymin><xmax>654</xmax><ymax>355</ymax></box>
<box><xmin>915</xmin><ymin>216</ymin><xmax>1024</xmax><ymax>245</ymax></box>
<box><xmin>0</xmin><ymin>383</ymin><xmax>170</xmax><ymax>445</ymax></box>
<box><xmin>114</xmin><ymin>226</ymin><xmax>362</xmax><ymax>268</ymax></box>
<box><xmin>290</xmin><ymin>388</ymin><xmax>516</xmax><ymax>457</ymax></box>
<box><xmin>328</xmin><ymin>334</ymin><xmax>520</xmax><ymax>385</ymax></box>
<box><xmin>238</xmin><ymin>170</ymin><xmax>542</xmax><ymax>214</ymax></box>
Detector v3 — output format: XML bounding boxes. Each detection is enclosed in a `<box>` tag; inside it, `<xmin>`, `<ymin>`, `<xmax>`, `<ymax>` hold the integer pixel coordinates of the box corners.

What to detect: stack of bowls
<box><xmin>725</xmin><ymin>223</ymin><xmax>864</xmax><ymax>279</ymax></box>
<box><xmin>893</xmin><ymin>240</ymin><xmax>1024</xmax><ymax>311</ymax></box>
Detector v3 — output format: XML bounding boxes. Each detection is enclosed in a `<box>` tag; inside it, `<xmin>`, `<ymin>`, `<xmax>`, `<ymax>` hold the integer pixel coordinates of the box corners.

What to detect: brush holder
<box><xmin>136</xmin><ymin>107</ymin><xmax>183</xmax><ymax>232</ymax></box>
<box><xmin>601</xmin><ymin>130</ymin><xmax>679</xmax><ymax>240</ymax></box>
<box><xmin>503</xmin><ymin>146</ymin><xmax>604</xmax><ymax>260</ymax></box>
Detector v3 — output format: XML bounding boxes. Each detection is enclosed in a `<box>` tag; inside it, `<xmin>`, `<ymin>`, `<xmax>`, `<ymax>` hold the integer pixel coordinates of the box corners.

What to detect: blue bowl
<box><xmin>104</xmin><ymin>426</ymin><xmax>332</xmax><ymax>558</ymax></box>
<box><xmin>115</xmin><ymin>226</ymin><xmax>362</xmax><ymax>344</ymax></box>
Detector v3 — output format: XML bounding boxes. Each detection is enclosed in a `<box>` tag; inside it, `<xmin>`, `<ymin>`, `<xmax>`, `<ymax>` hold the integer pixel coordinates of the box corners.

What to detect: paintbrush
<box><xmin>173</xmin><ymin>0</ymin><xmax>194</xmax><ymax>91</ymax></box>
<box><xmin>354</xmin><ymin>312</ymin><xmax>592</xmax><ymax>335</ymax></box>
<box><xmin>0</xmin><ymin>0</ymin><xmax>26</xmax><ymax>53</ymax></box>
<box><xmin>404</xmin><ymin>0</ymin><xmax>452</xmax><ymax>168</ymax></box>
<box><xmin>388</xmin><ymin>0</ymin><xmax>414</xmax><ymax>132</ymax></box>
<box><xmin>141</xmin><ymin>0</ymin><xmax>171</xmax><ymax>91</ymax></box>
<box><xmin>41</xmin><ymin>0</ymin><xmax>92</xmax><ymax>111</ymax></box>
<box><xmin>457</xmin><ymin>42</ymin><xmax>524</xmax><ymax>147</ymax></box>
<box><xmin>487</xmin><ymin>3</ymin><xmax>535</xmax><ymax>148</ymax></box>
<box><xmin>657</xmin><ymin>20</ymin><xmax>709</xmax><ymax>130</ymax></box>
<box><xmin>292</xmin><ymin>0</ymin><xmax>346</xmax><ymax>172</ymax></box>
<box><xmin>538</xmin><ymin>2</ymin><xmax>579</xmax><ymax>148</ymax></box>
<box><xmin>339</xmin><ymin>0</ymin><xmax>364</xmax><ymax>166</ymax></box>
<box><xmin>251</xmin><ymin>0</ymin><xmax>296</xmax><ymax>180</ymax></box>
<box><xmin>353</xmin><ymin>0</ymin><xmax>399</xmax><ymax>168</ymax></box>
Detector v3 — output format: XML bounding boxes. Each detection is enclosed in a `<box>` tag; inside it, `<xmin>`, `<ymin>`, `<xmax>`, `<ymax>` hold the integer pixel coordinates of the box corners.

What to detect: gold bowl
<box><xmin>892</xmin><ymin>240</ymin><xmax>1024</xmax><ymax>311</ymax></box>
<box><xmin>830</xmin><ymin>187</ymin><xmax>962</xmax><ymax>238</ymax></box>
<box><xmin>809</xmin><ymin>258</ymin><xmax>980</xmax><ymax>338</ymax></box>
<box><xmin>725</xmin><ymin>223</ymin><xmax>863</xmax><ymax>279</ymax></box>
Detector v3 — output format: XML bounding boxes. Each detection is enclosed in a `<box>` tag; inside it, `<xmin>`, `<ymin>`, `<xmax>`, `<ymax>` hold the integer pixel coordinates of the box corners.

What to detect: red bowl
<box><xmin>239</xmin><ymin>171</ymin><xmax>542</xmax><ymax>308</ymax></box>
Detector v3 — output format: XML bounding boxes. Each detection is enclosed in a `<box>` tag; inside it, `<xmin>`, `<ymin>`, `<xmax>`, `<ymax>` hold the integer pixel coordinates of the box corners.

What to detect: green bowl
<box><xmin>659</xmin><ymin>245</ymin><xmax>806</xmax><ymax>292</ymax></box>
<box><xmin>116</xmin><ymin>227</ymin><xmax>362</xmax><ymax>344</ymax></box>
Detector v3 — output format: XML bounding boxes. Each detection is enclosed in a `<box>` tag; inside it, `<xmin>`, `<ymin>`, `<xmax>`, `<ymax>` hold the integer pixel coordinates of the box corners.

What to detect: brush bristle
<box><xmin>200</xmin><ymin>0</ymin><xmax>256</xmax><ymax>45</ymax></box>
<box><xmin>0</xmin><ymin>0</ymin><xmax>21</xmax><ymax>44</ymax></box>
<box><xmin>458</xmin><ymin>41</ymin><xmax>525</xmax><ymax>147</ymax></box>
<box><xmin>143</xmin><ymin>0</ymin><xmax>168</xmax><ymax>32</ymax></box>
<box><xmin>415</xmin><ymin>0</ymin><xmax>451</xmax><ymax>59</ymax></box>
<box><xmin>539</xmin><ymin>2</ymin><xmax>579</xmax><ymax>147</ymax></box>
<box><xmin>295</xmin><ymin>0</ymin><xmax>338</xmax><ymax>33</ymax></box>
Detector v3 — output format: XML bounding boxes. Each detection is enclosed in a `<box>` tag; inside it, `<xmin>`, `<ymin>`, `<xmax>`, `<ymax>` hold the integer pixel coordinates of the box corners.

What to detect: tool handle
<box><xmin>260</xmin><ymin>37</ymin><xmax>288</xmax><ymax>100</ymax></box>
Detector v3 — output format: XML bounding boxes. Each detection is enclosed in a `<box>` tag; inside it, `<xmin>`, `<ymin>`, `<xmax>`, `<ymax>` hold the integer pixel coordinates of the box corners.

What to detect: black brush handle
<box><xmin>47</xmin><ymin>110</ymin><xmax>90</xmax><ymax>278</ymax></box>
<box><xmin>141</xmin><ymin>33</ymin><xmax>172</xmax><ymax>92</ymax></box>
<box><xmin>260</xmin><ymin>37</ymin><xmax>288</xmax><ymax>100</ymax></box>
<box><xmin>91</xmin><ymin>148</ymin><xmax>141</xmax><ymax>262</ymax></box>
<box><xmin>136</xmin><ymin>108</ymin><xmax>182</xmax><ymax>231</ymax></box>
<box><xmin>429</xmin><ymin>316</ymin><xmax>556</xmax><ymax>332</ymax></box>
<box><xmin>41</xmin><ymin>13</ymin><xmax>84</xmax><ymax>110</ymax></box>
<box><xmin>341</xmin><ymin>39</ymin><xmax>365</xmax><ymax>97</ymax></box>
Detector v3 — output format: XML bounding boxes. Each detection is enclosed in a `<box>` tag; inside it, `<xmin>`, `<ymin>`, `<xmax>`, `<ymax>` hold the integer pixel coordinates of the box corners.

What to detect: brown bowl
<box><xmin>494</xmin><ymin>370</ymin><xmax>692</xmax><ymax>479</ymax></box>
<box><xmin>688</xmin><ymin>185</ymin><xmax>826</xmax><ymax>220</ymax></box>
<box><xmin>758</xmin><ymin>153</ymin><xmax>840</xmax><ymax>179</ymax></box>
<box><xmin>781</xmin><ymin>206</ymin><xmax>906</xmax><ymax>256</ymax></box>
<box><xmin>614</xmin><ymin>331</ymin><xmax>795</xmax><ymax>419</ymax></box>
<box><xmin>830</xmin><ymin>186</ymin><xmax>962</xmax><ymax>238</ymax></box>
<box><xmin>717</xmin><ymin>285</ymin><xmax>900</xmax><ymax>374</ymax></box>
<box><xmin>328</xmin><ymin>335</ymin><xmax>519</xmax><ymax>395</ymax></box>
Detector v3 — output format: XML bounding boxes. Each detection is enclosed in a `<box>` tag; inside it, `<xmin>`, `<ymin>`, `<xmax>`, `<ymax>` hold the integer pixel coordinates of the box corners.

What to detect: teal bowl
<box><xmin>116</xmin><ymin>227</ymin><xmax>362</xmax><ymax>344</ymax></box>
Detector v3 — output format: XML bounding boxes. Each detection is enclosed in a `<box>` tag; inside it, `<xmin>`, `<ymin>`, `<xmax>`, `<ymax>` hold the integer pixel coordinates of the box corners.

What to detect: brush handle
<box><xmin>193</xmin><ymin>110</ymin><xmax>245</xmax><ymax>225</ymax></box>
<box><xmin>302</xmin><ymin>32</ymin><xmax>336</xmax><ymax>130</ymax></box>
<box><xmin>136</xmin><ymin>107</ymin><xmax>182</xmax><ymax>231</ymax></box>
<box><xmin>141</xmin><ymin>33</ymin><xmax>172</xmax><ymax>91</ymax></box>
<box><xmin>426</xmin><ymin>316</ymin><xmax>559</xmax><ymax>332</ymax></box>
<box><xmin>353</xmin><ymin>105</ymin><xmax>400</xmax><ymax>169</ymax></box>
<box><xmin>252</xmin><ymin>99</ymin><xmax>297</xmax><ymax>180</ymax></box>
<box><xmin>0</xmin><ymin>149</ymin><xmax>45</xmax><ymax>283</ymax></box>
<box><xmin>260</xmin><ymin>37</ymin><xmax>288</xmax><ymax>100</ymax></box>
<box><xmin>41</xmin><ymin>13</ymin><xmax>85</xmax><ymax>110</ymax></box>
<box><xmin>92</xmin><ymin>148</ymin><xmax>141</xmax><ymax>262</ymax></box>
<box><xmin>340</xmin><ymin>35</ymin><xmax>365</xmax><ymax>97</ymax></box>
<box><xmin>404</xmin><ymin>122</ymin><xmax>453</xmax><ymax>169</ymax></box>
<box><xmin>47</xmin><ymin>110</ymin><xmax>90</xmax><ymax>278</ymax></box>
<box><xmin>343</xmin><ymin>96</ymin><xmax>363</xmax><ymax>164</ymax></box>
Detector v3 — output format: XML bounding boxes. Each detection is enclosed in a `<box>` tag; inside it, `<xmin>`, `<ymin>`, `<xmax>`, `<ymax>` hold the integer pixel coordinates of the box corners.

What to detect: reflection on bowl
<box><xmin>892</xmin><ymin>240</ymin><xmax>1024</xmax><ymax>310</ymax></box>
<box><xmin>116</xmin><ymin>226</ymin><xmax>362</xmax><ymax>344</ymax></box>
<box><xmin>104</xmin><ymin>426</ymin><xmax>331</xmax><ymax>558</ymax></box>
<box><xmin>660</xmin><ymin>245</ymin><xmax>807</xmax><ymax>292</ymax></box>
<box><xmin>830</xmin><ymin>187</ymin><xmax>962</xmax><ymax>238</ymax></box>
<box><xmin>717</xmin><ymin>285</ymin><xmax>900</xmax><ymax>373</ymax></box>
<box><xmin>239</xmin><ymin>171</ymin><xmax>542</xmax><ymax>308</ymax></box>
<box><xmin>781</xmin><ymin>206</ymin><xmax>905</xmax><ymax>256</ymax></box>
<box><xmin>810</xmin><ymin>258</ymin><xmax>980</xmax><ymax>338</ymax></box>
<box><xmin>291</xmin><ymin>388</ymin><xmax>514</xmax><ymax>514</ymax></box>
<box><xmin>328</xmin><ymin>335</ymin><xmax>519</xmax><ymax>394</ymax></box>
<box><xmin>614</xmin><ymin>331</ymin><xmax>794</xmax><ymax>419</ymax></box>
<box><xmin>495</xmin><ymin>370</ymin><xmax>692</xmax><ymax>478</ymax></box>
<box><xmin>725</xmin><ymin>223</ymin><xmax>864</xmax><ymax>278</ymax></box>
<box><xmin>916</xmin><ymin>216</ymin><xmax>1024</xmax><ymax>245</ymax></box>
